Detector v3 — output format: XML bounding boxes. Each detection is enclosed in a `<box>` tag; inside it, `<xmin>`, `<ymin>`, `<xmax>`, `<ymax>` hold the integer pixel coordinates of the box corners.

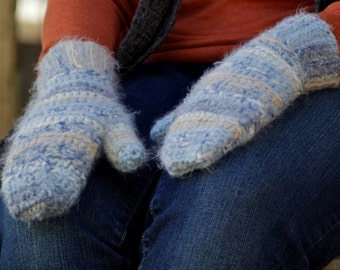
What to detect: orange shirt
<box><xmin>41</xmin><ymin>0</ymin><xmax>340</xmax><ymax>63</ymax></box>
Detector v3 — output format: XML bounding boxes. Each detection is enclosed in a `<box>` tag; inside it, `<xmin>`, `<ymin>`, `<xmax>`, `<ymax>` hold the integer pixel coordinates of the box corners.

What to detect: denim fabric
<box><xmin>0</xmin><ymin>63</ymin><xmax>339</xmax><ymax>269</ymax></box>
<box><xmin>139</xmin><ymin>88</ymin><xmax>340</xmax><ymax>270</ymax></box>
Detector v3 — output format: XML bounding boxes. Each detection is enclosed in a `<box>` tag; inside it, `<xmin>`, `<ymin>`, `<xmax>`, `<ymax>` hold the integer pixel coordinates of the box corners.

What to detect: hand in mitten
<box><xmin>151</xmin><ymin>13</ymin><xmax>340</xmax><ymax>177</ymax></box>
<box><xmin>1</xmin><ymin>40</ymin><xmax>147</xmax><ymax>221</ymax></box>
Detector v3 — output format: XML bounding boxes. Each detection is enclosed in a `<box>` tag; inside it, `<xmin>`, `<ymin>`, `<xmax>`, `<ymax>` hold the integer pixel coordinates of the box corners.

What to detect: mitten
<box><xmin>151</xmin><ymin>13</ymin><xmax>340</xmax><ymax>176</ymax></box>
<box><xmin>1</xmin><ymin>40</ymin><xmax>147</xmax><ymax>221</ymax></box>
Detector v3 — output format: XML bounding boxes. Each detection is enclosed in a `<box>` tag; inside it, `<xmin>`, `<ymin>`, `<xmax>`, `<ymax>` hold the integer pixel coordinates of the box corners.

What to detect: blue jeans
<box><xmin>0</xmin><ymin>63</ymin><xmax>339</xmax><ymax>270</ymax></box>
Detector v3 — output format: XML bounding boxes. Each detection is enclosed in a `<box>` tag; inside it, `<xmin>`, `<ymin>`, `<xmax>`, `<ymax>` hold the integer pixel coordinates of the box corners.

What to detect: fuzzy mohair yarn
<box><xmin>151</xmin><ymin>13</ymin><xmax>340</xmax><ymax>176</ymax></box>
<box><xmin>1</xmin><ymin>40</ymin><xmax>146</xmax><ymax>221</ymax></box>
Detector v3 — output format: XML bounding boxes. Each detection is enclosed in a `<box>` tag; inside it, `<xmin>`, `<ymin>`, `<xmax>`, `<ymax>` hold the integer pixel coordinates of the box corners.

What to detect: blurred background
<box><xmin>0</xmin><ymin>0</ymin><xmax>47</xmax><ymax>138</ymax></box>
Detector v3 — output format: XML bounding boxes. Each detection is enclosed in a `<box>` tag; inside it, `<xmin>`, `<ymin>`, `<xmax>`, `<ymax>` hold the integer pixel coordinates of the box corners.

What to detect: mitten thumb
<box><xmin>150</xmin><ymin>109</ymin><xmax>179</xmax><ymax>145</ymax></box>
<box><xmin>103</xmin><ymin>112</ymin><xmax>147</xmax><ymax>172</ymax></box>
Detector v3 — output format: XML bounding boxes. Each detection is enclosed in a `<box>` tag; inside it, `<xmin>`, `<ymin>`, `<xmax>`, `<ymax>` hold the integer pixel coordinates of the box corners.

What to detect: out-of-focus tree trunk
<box><xmin>0</xmin><ymin>0</ymin><xmax>18</xmax><ymax>138</ymax></box>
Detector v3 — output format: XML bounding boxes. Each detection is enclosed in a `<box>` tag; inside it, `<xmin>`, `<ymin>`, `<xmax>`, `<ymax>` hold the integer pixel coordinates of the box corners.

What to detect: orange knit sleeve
<box><xmin>40</xmin><ymin>0</ymin><xmax>134</xmax><ymax>60</ymax></box>
<box><xmin>319</xmin><ymin>2</ymin><xmax>340</xmax><ymax>50</ymax></box>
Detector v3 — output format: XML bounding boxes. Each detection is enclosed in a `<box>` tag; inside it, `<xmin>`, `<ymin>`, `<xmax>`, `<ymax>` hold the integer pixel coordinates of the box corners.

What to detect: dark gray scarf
<box><xmin>315</xmin><ymin>0</ymin><xmax>335</xmax><ymax>12</ymax></box>
<box><xmin>116</xmin><ymin>0</ymin><xmax>181</xmax><ymax>74</ymax></box>
<box><xmin>116</xmin><ymin>0</ymin><xmax>335</xmax><ymax>74</ymax></box>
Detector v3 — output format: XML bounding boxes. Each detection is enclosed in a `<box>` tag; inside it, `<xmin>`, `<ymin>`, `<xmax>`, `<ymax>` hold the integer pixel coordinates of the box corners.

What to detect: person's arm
<box><xmin>319</xmin><ymin>2</ymin><xmax>340</xmax><ymax>52</ymax></box>
<box><xmin>40</xmin><ymin>0</ymin><xmax>136</xmax><ymax>57</ymax></box>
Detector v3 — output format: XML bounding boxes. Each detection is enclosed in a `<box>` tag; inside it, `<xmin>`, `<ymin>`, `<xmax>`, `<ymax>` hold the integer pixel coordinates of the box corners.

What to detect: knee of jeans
<box><xmin>146</xmin><ymin>170</ymin><xmax>288</xmax><ymax>248</ymax></box>
<box><xmin>1</xmin><ymin>246</ymin><xmax>56</xmax><ymax>270</ymax></box>
<box><xmin>0</xmin><ymin>235</ymin><xmax>123</xmax><ymax>270</ymax></box>
<box><xmin>163</xmin><ymin>171</ymin><xmax>286</xmax><ymax>224</ymax></box>
<box><xmin>140</xmin><ymin>176</ymin><xmax>278</xmax><ymax>269</ymax></box>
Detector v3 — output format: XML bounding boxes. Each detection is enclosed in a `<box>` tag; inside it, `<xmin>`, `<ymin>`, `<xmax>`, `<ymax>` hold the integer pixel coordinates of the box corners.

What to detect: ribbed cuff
<box><xmin>38</xmin><ymin>40</ymin><xmax>118</xmax><ymax>84</ymax></box>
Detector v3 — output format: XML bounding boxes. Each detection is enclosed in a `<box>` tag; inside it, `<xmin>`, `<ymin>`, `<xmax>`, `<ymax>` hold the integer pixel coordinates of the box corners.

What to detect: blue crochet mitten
<box><xmin>151</xmin><ymin>13</ymin><xmax>340</xmax><ymax>176</ymax></box>
<box><xmin>1</xmin><ymin>40</ymin><xmax>147</xmax><ymax>221</ymax></box>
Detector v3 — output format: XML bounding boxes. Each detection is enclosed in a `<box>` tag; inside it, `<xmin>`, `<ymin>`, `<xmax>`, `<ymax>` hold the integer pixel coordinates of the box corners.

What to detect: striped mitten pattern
<box><xmin>151</xmin><ymin>13</ymin><xmax>340</xmax><ymax>176</ymax></box>
<box><xmin>1</xmin><ymin>40</ymin><xmax>147</xmax><ymax>221</ymax></box>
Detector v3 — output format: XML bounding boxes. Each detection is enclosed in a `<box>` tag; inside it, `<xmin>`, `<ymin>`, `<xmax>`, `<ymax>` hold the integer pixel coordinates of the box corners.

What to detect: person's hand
<box><xmin>1</xmin><ymin>40</ymin><xmax>147</xmax><ymax>221</ymax></box>
<box><xmin>151</xmin><ymin>14</ymin><xmax>340</xmax><ymax>177</ymax></box>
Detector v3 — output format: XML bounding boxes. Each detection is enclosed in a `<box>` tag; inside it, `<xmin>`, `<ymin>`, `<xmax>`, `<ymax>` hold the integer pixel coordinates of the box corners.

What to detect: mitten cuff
<box><xmin>261</xmin><ymin>13</ymin><xmax>340</xmax><ymax>90</ymax></box>
<box><xmin>38</xmin><ymin>40</ymin><xmax>118</xmax><ymax>85</ymax></box>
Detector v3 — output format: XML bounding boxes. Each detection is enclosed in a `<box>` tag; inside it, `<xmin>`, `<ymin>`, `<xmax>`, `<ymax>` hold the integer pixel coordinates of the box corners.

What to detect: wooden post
<box><xmin>0</xmin><ymin>0</ymin><xmax>19</xmax><ymax>138</ymax></box>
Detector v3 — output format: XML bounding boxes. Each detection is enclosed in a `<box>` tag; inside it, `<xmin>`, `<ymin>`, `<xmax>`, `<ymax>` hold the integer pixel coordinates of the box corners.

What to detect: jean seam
<box><xmin>118</xmin><ymin>179</ymin><xmax>155</xmax><ymax>249</ymax></box>
<box><xmin>140</xmin><ymin>194</ymin><xmax>162</xmax><ymax>260</ymax></box>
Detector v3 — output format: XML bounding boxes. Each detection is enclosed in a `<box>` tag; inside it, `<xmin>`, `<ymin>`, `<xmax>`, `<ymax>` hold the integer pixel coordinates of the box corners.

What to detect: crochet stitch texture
<box><xmin>151</xmin><ymin>13</ymin><xmax>340</xmax><ymax>176</ymax></box>
<box><xmin>1</xmin><ymin>40</ymin><xmax>146</xmax><ymax>221</ymax></box>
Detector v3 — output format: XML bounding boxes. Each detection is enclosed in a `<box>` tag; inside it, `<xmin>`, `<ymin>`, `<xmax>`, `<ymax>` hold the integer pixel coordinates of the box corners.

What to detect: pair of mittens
<box><xmin>2</xmin><ymin>14</ymin><xmax>340</xmax><ymax>222</ymax></box>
